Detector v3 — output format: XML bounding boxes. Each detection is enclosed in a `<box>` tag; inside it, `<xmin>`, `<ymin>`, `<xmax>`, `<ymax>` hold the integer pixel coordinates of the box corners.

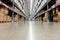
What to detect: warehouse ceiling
<box><xmin>24</xmin><ymin>0</ymin><xmax>30</xmax><ymax>17</ymax></box>
<box><xmin>13</xmin><ymin>0</ymin><xmax>30</xmax><ymax>18</ymax></box>
<box><xmin>1</xmin><ymin>0</ymin><xmax>44</xmax><ymax>19</ymax></box>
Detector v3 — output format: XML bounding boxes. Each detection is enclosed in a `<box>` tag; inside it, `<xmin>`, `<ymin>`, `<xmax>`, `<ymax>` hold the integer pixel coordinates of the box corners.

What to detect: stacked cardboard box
<box><xmin>35</xmin><ymin>17</ymin><xmax>40</xmax><ymax>21</ymax></box>
<box><xmin>56</xmin><ymin>7</ymin><xmax>60</xmax><ymax>22</ymax></box>
<box><xmin>0</xmin><ymin>7</ymin><xmax>19</xmax><ymax>22</ymax></box>
<box><xmin>58</xmin><ymin>12</ymin><xmax>60</xmax><ymax>22</ymax></box>
<box><xmin>14</xmin><ymin>15</ymin><xmax>18</xmax><ymax>22</ymax></box>
<box><xmin>43</xmin><ymin>12</ymin><xmax>48</xmax><ymax>22</ymax></box>
<box><xmin>0</xmin><ymin>8</ymin><xmax>5</xmax><ymax>22</ymax></box>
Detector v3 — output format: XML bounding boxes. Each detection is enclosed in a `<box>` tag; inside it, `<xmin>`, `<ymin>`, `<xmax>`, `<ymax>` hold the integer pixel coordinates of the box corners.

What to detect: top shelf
<box><xmin>0</xmin><ymin>1</ymin><xmax>26</xmax><ymax>17</ymax></box>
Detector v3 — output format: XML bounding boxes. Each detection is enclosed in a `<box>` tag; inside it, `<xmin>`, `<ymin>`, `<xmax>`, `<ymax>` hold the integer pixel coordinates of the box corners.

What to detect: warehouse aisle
<box><xmin>0</xmin><ymin>21</ymin><xmax>60</xmax><ymax>40</ymax></box>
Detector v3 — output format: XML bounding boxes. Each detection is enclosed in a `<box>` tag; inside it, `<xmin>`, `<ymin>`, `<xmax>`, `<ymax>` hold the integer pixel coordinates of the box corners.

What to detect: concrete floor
<box><xmin>0</xmin><ymin>21</ymin><xmax>60</xmax><ymax>40</ymax></box>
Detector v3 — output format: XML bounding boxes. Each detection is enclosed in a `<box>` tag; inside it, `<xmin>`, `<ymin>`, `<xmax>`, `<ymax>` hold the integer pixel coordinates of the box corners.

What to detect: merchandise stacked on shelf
<box><xmin>33</xmin><ymin>0</ymin><xmax>60</xmax><ymax>22</ymax></box>
<box><xmin>0</xmin><ymin>1</ymin><xmax>24</xmax><ymax>22</ymax></box>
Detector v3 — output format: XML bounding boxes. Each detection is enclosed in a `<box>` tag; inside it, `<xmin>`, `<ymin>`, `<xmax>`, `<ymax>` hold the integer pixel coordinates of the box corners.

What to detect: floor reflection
<box><xmin>0</xmin><ymin>21</ymin><xmax>60</xmax><ymax>40</ymax></box>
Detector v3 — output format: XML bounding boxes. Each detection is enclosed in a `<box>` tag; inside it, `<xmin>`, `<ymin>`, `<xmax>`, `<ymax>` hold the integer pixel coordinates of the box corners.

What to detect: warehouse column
<box><xmin>12</xmin><ymin>0</ymin><xmax>14</xmax><ymax>27</ymax></box>
<box><xmin>46</xmin><ymin>0</ymin><xmax>49</xmax><ymax>22</ymax></box>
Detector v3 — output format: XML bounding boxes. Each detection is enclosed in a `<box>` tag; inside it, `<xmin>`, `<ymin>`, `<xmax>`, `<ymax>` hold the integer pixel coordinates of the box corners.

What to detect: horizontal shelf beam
<box><xmin>0</xmin><ymin>1</ymin><xmax>26</xmax><ymax>17</ymax></box>
<box><xmin>34</xmin><ymin>2</ymin><xmax>60</xmax><ymax>18</ymax></box>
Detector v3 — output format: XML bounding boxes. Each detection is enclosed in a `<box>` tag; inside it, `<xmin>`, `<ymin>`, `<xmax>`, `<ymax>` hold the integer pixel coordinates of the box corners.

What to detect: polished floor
<box><xmin>0</xmin><ymin>21</ymin><xmax>60</xmax><ymax>40</ymax></box>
